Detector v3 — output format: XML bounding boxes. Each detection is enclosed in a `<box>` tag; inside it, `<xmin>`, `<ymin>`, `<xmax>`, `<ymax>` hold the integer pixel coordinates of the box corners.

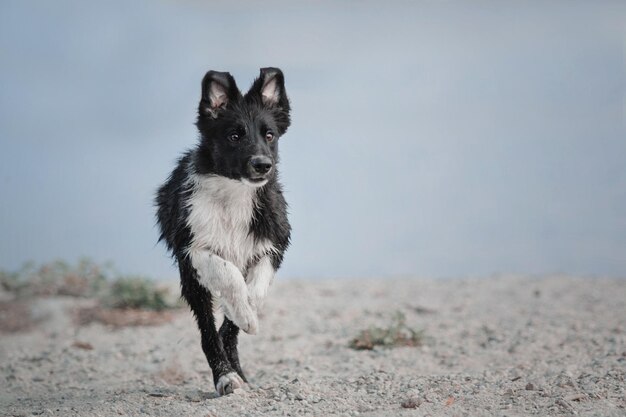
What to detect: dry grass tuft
<box><xmin>0</xmin><ymin>259</ymin><xmax>108</xmax><ymax>298</ymax></box>
<box><xmin>1</xmin><ymin>260</ymin><xmax>183</xmax><ymax>329</ymax></box>
<box><xmin>350</xmin><ymin>311</ymin><xmax>423</xmax><ymax>350</ymax></box>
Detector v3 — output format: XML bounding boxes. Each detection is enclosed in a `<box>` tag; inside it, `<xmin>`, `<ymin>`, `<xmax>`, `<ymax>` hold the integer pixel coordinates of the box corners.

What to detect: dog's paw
<box><xmin>226</xmin><ymin>300</ymin><xmax>258</xmax><ymax>335</ymax></box>
<box><xmin>216</xmin><ymin>371</ymin><xmax>244</xmax><ymax>396</ymax></box>
<box><xmin>247</xmin><ymin>285</ymin><xmax>267</xmax><ymax>314</ymax></box>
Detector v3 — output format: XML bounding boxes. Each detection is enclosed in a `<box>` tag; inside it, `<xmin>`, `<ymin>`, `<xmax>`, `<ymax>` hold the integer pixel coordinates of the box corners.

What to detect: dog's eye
<box><xmin>265</xmin><ymin>131</ymin><xmax>275</xmax><ymax>142</ymax></box>
<box><xmin>228</xmin><ymin>133</ymin><xmax>240</xmax><ymax>142</ymax></box>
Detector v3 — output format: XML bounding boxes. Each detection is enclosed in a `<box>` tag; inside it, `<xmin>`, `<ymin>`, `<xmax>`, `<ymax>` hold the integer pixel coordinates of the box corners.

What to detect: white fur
<box><xmin>185</xmin><ymin>174</ymin><xmax>276</xmax><ymax>333</ymax></box>
<box><xmin>213</xmin><ymin>301</ymin><xmax>225</xmax><ymax>331</ymax></box>
<box><xmin>216</xmin><ymin>371</ymin><xmax>244</xmax><ymax>396</ymax></box>
<box><xmin>186</xmin><ymin>174</ymin><xmax>275</xmax><ymax>271</ymax></box>
<box><xmin>189</xmin><ymin>249</ymin><xmax>258</xmax><ymax>334</ymax></box>
<box><xmin>241</xmin><ymin>178</ymin><xmax>268</xmax><ymax>188</ymax></box>
<box><xmin>246</xmin><ymin>256</ymin><xmax>274</xmax><ymax>313</ymax></box>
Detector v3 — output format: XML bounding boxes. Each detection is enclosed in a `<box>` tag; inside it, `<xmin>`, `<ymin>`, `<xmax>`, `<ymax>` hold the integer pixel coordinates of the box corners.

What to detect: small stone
<box><xmin>72</xmin><ymin>341</ymin><xmax>94</xmax><ymax>350</ymax></box>
<box><xmin>525</xmin><ymin>383</ymin><xmax>535</xmax><ymax>391</ymax></box>
<box><xmin>401</xmin><ymin>396</ymin><xmax>422</xmax><ymax>409</ymax></box>
<box><xmin>564</xmin><ymin>393</ymin><xmax>586</xmax><ymax>402</ymax></box>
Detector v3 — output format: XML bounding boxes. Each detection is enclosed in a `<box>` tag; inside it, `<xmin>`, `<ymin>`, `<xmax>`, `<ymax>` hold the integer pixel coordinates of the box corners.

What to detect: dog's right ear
<box><xmin>199</xmin><ymin>71</ymin><xmax>239</xmax><ymax>118</ymax></box>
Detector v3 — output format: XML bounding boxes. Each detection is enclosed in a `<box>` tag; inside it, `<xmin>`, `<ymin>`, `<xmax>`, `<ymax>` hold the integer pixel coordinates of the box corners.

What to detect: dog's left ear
<box><xmin>247</xmin><ymin>67</ymin><xmax>291</xmax><ymax>133</ymax></box>
<box><xmin>248</xmin><ymin>68</ymin><xmax>290</xmax><ymax>109</ymax></box>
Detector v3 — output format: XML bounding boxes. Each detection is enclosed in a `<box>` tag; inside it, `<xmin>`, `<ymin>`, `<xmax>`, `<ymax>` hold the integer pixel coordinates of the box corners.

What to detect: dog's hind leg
<box><xmin>219</xmin><ymin>318</ymin><xmax>247</xmax><ymax>382</ymax></box>
<box><xmin>179</xmin><ymin>260</ymin><xmax>244</xmax><ymax>396</ymax></box>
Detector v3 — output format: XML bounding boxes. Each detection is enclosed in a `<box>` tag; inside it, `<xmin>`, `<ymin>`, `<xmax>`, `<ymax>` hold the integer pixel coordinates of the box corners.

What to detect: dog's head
<box><xmin>194</xmin><ymin>68</ymin><xmax>291</xmax><ymax>187</ymax></box>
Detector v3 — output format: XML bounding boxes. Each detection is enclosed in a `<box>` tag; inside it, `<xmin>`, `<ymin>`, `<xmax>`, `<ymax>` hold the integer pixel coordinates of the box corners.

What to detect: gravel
<box><xmin>1</xmin><ymin>275</ymin><xmax>625</xmax><ymax>416</ymax></box>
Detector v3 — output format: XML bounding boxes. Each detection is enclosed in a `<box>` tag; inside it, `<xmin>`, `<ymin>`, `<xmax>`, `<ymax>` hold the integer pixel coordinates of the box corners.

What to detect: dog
<box><xmin>155</xmin><ymin>68</ymin><xmax>291</xmax><ymax>395</ymax></box>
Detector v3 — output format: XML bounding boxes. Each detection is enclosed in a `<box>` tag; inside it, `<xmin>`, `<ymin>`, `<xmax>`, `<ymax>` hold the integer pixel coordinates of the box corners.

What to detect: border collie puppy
<box><xmin>155</xmin><ymin>68</ymin><xmax>291</xmax><ymax>395</ymax></box>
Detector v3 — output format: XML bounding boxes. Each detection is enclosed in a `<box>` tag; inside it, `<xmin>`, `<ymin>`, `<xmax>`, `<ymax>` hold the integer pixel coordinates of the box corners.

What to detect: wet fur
<box><xmin>155</xmin><ymin>68</ymin><xmax>291</xmax><ymax>395</ymax></box>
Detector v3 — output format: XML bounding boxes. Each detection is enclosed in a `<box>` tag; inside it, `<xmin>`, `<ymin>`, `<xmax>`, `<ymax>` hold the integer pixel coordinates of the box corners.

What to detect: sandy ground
<box><xmin>1</xmin><ymin>276</ymin><xmax>625</xmax><ymax>417</ymax></box>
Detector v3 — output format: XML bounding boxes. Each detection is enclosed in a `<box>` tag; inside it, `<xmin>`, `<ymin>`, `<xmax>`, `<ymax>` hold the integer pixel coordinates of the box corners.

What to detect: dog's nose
<box><xmin>249</xmin><ymin>156</ymin><xmax>273</xmax><ymax>175</ymax></box>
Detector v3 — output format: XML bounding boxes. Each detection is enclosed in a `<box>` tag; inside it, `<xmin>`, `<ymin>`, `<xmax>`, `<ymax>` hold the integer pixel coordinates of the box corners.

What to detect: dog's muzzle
<box><xmin>247</xmin><ymin>156</ymin><xmax>273</xmax><ymax>179</ymax></box>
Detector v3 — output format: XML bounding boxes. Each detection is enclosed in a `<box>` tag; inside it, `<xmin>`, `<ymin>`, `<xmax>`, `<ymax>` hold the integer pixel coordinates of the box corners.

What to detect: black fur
<box><xmin>155</xmin><ymin>68</ymin><xmax>291</xmax><ymax>392</ymax></box>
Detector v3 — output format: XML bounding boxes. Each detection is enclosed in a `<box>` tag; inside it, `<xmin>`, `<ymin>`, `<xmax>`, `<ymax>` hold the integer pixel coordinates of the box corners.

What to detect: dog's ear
<box><xmin>248</xmin><ymin>68</ymin><xmax>290</xmax><ymax>109</ymax></box>
<box><xmin>247</xmin><ymin>67</ymin><xmax>291</xmax><ymax>133</ymax></box>
<box><xmin>199</xmin><ymin>71</ymin><xmax>239</xmax><ymax>118</ymax></box>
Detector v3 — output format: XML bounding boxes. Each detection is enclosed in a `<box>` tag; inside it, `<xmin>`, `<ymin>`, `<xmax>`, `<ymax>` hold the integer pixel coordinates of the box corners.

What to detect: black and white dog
<box><xmin>155</xmin><ymin>68</ymin><xmax>291</xmax><ymax>395</ymax></box>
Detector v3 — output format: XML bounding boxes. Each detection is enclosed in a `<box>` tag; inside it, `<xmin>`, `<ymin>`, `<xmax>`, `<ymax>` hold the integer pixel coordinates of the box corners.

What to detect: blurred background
<box><xmin>1</xmin><ymin>0</ymin><xmax>625</xmax><ymax>280</ymax></box>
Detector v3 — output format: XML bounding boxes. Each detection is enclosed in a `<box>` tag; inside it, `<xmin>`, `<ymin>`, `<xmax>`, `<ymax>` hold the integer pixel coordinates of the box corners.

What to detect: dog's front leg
<box><xmin>190</xmin><ymin>249</ymin><xmax>258</xmax><ymax>335</ymax></box>
<box><xmin>246</xmin><ymin>256</ymin><xmax>275</xmax><ymax>314</ymax></box>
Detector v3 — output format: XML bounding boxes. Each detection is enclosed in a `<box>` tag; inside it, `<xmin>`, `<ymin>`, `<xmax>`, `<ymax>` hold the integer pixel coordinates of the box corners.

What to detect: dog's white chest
<box><xmin>185</xmin><ymin>175</ymin><xmax>272</xmax><ymax>271</ymax></box>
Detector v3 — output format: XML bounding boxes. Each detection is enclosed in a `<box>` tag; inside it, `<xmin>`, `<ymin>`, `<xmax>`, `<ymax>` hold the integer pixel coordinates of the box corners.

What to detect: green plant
<box><xmin>103</xmin><ymin>276</ymin><xmax>179</xmax><ymax>311</ymax></box>
<box><xmin>350</xmin><ymin>311</ymin><xmax>423</xmax><ymax>350</ymax></box>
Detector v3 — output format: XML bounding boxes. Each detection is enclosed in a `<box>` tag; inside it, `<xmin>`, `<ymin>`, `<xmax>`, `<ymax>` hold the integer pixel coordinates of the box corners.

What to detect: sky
<box><xmin>1</xmin><ymin>0</ymin><xmax>625</xmax><ymax>279</ymax></box>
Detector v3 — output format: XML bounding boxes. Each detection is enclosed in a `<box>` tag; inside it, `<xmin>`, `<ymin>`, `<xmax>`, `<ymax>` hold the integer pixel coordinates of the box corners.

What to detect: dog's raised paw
<box><xmin>242</xmin><ymin>306</ymin><xmax>259</xmax><ymax>335</ymax></box>
<box><xmin>216</xmin><ymin>372</ymin><xmax>244</xmax><ymax>396</ymax></box>
<box><xmin>226</xmin><ymin>301</ymin><xmax>259</xmax><ymax>335</ymax></box>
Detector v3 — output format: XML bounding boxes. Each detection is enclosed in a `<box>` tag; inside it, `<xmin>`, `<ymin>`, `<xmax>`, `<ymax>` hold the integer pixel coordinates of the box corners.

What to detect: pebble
<box><xmin>564</xmin><ymin>393</ymin><xmax>586</xmax><ymax>402</ymax></box>
<box><xmin>401</xmin><ymin>397</ymin><xmax>422</xmax><ymax>409</ymax></box>
<box><xmin>184</xmin><ymin>393</ymin><xmax>201</xmax><ymax>402</ymax></box>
